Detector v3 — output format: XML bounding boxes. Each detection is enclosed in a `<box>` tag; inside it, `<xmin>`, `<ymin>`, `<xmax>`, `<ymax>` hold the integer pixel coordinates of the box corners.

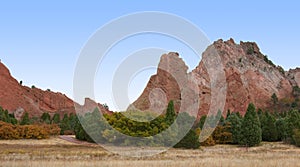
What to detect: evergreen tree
<box><xmin>68</xmin><ymin>113</ymin><xmax>77</xmax><ymax>131</ymax></box>
<box><xmin>286</xmin><ymin>109</ymin><xmax>300</xmax><ymax>141</ymax></box>
<box><xmin>236</xmin><ymin>112</ymin><xmax>242</xmax><ymax>119</ymax></box>
<box><xmin>198</xmin><ymin>115</ymin><xmax>207</xmax><ymax>129</ymax></box>
<box><xmin>20</xmin><ymin>112</ymin><xmax>30</xmax><ymax>125</ymax></box>
<box><xmin>261</xmin><ymin>111</ymin><xmax>278</xmax><ymax>141</ymax></box>
<box><xmin>174</xmin><ymin>129</ymin><xmax>200</xmax><ymax>149</ymax></box>
<box><xmin>258</xmin><ymin>109</ymin><xmax>266</xmax><ymax>128</ymax></box>
<box><xmin>239</xmin><ymin>103</ymin><xmax>262</xmax><ymax>147</ymax></box>
<box><xmin>226</xmin><ymin>109</ymin><xmax>231</xmax><ymax>120</ymax></box>
<box><xmin>52</xmin><ymin>113</ymin><xmax>60</xmax><ymax>124</ymax></box>
<box><xmin>275</xmin><ymin>118</ymin><xmax>288</xmax><ymax>141</ymax></box>
<box><xmin>165</xmin><ymin>100</ymin><xmax>176</xmax><ymax>125</ymax></box>
<box><xmin>60</xmin><ymin>113</ymin><xmax>71</xmax><ymax>135</ymax></box>
<box><xmin>226</xmin><ymin>113</ymin><xmax>242</xmax><ymax>144</ymax></box>
<box><xmin>41</xmin><ymin>113</ymin><xmax>51</xmax><ymax>124</ymax></box>
<box><xmin>271</xmin><ymin>93</ymin><xmax>278</xmax><ymax>105</ymax></box>
<box><xmin>0</xmin><ymin>108</ymin><xmax>8</xmax><ymax>123</ymax></box>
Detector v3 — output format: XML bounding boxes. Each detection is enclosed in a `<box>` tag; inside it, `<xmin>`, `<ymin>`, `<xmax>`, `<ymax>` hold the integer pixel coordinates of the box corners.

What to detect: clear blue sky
<box><xmin>0</xmin><ymin>1</ymin><xmax>299</xmax><ymax>111</ymax></box>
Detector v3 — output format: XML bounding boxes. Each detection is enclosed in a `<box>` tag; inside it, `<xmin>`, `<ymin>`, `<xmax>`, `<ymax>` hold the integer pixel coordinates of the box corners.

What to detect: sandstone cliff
<box><xmin>0</xmin><ymin>62</ymin><xmax>111</xmax><ymax>119</ymax></box>
<box><xmin>131</xmin><ymin>39</ymin><xmax>300</xmax><ymax>118</ymax></box>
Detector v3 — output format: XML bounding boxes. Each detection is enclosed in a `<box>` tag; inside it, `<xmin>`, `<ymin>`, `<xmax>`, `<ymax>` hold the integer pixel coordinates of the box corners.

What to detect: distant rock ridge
<box><xmin>131</xmin><ymin>38</ymin><xmax>300</xmax><ymax>119</ymax></box>
<box><xmin>0</xmin><ymin>62</ymin><xmax>111</xmax><ymax>119</ymax></box>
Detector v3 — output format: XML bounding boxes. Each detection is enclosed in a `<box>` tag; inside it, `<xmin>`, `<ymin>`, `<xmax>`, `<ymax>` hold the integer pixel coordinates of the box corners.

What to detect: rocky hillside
<box><xmin>0</xmin><ymin>62</ymin><xmax>111</xmax><ymax>119</ymax></box>
<box><xmin>131</xmin><ymin>39</ymin><xmax>300</xmax><ymax>118</ymax></box>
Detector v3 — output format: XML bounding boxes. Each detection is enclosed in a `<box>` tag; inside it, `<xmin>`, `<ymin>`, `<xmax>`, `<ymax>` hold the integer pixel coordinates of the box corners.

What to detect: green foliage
<box><xmin>277</xmin><ymin>66</ymin><xmax>285</xmax><ymax>75</ymax></box>
<box><xmin>68</xmin><ymin>113</ymin><xmax>77</xmax><ymax>131</ymax></box>
<box><xmin>0</xmin><ymin>107</ymin><xmax>18</xmax><ymax>125</ymax></box>
<box><xmin>197</xmin><ymin>115</ymin><xmax>207</xmax><ymax>129</ymax></box>
<box><xmin>41</xmin><ymin>113</ymin><xmax>51</xmax><ymax>124</ymax></box>
<box><xmin>73</xmin><ymin>104</ymin><xmax>197</xmax><ymax>148</ymax></box>
<box><xmin>275</xmin><ymin>118</ymin><xmax>288</xmax><ymax>141</ymax></box>
<box><xmin>239</xmin><ymin>103</ymin><xmax>262</xmax><ymax>147</ymax></box>
<box><xmin>226</xmin><ymin>113</ymin><xmax>242</xmax><ymax>144</ymax></box>
<box><xmin>20</xmin><ymin>112</ymin><xmax>31</xmax><ymax>125</ymax></box>
<box><xmin>247</xmin><ymin>46</ymin><xmax>254</xmax><ymax>54</ymax></box>
<box><xmin>271</xmin><ymin>93</ymin><xmax>278</xmax><ymax>105</ymax></box>
<box><xmin>165</xmin><ymin>100</ymin><xmax>176</xmax><ymax>125</ymax></box>
<box><xmin>52</xmin><ymin>113</ymin><xmax>60</xmax><ymax>124</ymax></box>
<box><xmin>174</xmin><ymin>129</ymin><xmax>200</xmax><ymax>149</ymax></box>
<box><xmin>292</xmin><ymin>129</ymin><xmax>300</xmax><ymax>147</ymax></box>
<box><xmin>286</xmin><ymin>110</ymin><xmax>300</xmax><ymax>142</ymax></box>
<box><xmin>102</xmin><ymin>103</ymin><xmax>109</xmax><ymax>110</ymax></box>
<box><xmin>226</xmin><ymin>110</ymin><xmax>231</xmax><ymax>119</ymax></box>
<box><xmin>292</xmin><ymin>86</ymin><xmax>300</xmax><ymax>98</ymax></box>
<box><xmin>263</xmin><ymin>55</ymin><xmax>275</xmax><ymax>67</ymax></box>
<box><xmin>261</xmin><ymin>111</ymin><xmax>278</xmax><ymax>141</ymax></box>
<box><xmin>60</xmin><ymin>113</ymin><xmax>71</xmax><ymax>135</ymax></box>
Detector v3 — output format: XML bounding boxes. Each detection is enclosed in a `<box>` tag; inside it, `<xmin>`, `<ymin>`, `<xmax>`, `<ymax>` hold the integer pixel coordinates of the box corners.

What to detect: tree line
<box><xmin>1</xmin><ymin>99</ymin><xmax>300</xmax><ymax>149</ymax></box>
<box><xmin>72</xmin><ymin>101</ymin><xmax>300</xmax><ymax>149</ymax></box>
<box><xmin>0</xmin><ymin>106</ymin><xmax>74</xmax><ymax>139</ymax></box>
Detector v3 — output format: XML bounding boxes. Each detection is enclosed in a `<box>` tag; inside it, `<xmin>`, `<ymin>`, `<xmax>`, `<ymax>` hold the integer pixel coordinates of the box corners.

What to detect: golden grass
<box><xmin>0</xmin><ymin>137</ymin><xmax>300</xmax><ymax>167</ymax></box>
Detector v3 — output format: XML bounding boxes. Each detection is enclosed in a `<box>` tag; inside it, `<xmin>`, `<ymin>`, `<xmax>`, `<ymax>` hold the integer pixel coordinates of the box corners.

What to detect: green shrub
<box><xmin>247</xmin><ymin>46</ymin><xmax>254</xmax><ymax>54</ymax></box>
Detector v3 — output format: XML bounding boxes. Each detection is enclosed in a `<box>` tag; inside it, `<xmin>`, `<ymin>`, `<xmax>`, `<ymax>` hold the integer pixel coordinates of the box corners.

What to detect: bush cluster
<box><xmin>0</xmin><ymin>121</ymin><xmax>60</xmax><ymax>139</ymax></box>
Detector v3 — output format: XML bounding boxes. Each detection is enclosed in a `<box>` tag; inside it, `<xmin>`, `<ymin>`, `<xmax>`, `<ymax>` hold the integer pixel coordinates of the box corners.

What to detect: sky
<box><xmin>0</xmin><ymin>1</ymin><xmax>299</xmax><ymax>111</ymax></box>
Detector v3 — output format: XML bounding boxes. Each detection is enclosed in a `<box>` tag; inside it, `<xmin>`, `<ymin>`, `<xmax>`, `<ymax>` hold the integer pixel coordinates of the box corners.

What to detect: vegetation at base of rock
<box><xmin>261</xmin><ymin>112</ymin><xmax>278</xmax><ymax>142</ymax></box>
<box><xmin>0</xmin><ymin>121</ymin><xmax>60</xmax><ymax>139</ymax></box>
<box><xmin>2</xmin><ymin>100</ymin><xmax>300</xmax><ymax>148</ymax></box>
<box><xmin>0</xmin><ymin>106</ymin><xmax>18</xmax><ymax>125</ymax></box>
<box><xmin>174</xmin><ymin>129</ymin><xmax>200</xmax><ymax>149</ymax></box>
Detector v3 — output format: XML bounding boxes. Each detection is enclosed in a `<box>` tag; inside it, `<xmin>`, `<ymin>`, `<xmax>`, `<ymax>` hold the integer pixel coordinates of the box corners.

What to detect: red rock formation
<box><xmin>0</xmin><ymin>62</ymin><xmax>111</xmax><ymax>119</ymax></box>
<box><xmin>130</xmin><ymin>52</ymin><xmax>185</xmax><ymax>114</ymax></box>
<box><xmin>132</xmin><ymin>39</ymin><xmax>297</xmax><ymax>118</ymax></box>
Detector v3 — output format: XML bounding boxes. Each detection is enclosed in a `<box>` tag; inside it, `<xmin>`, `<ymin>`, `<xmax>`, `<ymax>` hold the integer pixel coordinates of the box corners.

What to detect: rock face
<box><xmin>0</xmin><ymin>62</ymin><xmax>111</xmax><ymax>119</ymax></box>
<box><xmin>132</xmin><ymin>39</ymin><xmax>299</xmax><ymax>118</ymax></box>
<box><xmin>287</xmin><ymin>68</ymin><xmax>300</xmax><ymax>87</ymax></box>
<box><xmin>130</xmin><ymin>52</ymin><xmax>187</xmax><ymax>114</ymax></box>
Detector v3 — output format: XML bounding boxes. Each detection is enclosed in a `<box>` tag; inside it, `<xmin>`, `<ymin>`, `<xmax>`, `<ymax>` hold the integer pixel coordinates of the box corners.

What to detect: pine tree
<box><xmin>52</xmin><ymin>113</ymin><xmax>60</xmax><ymax>124</ymax></box>
<box><xmin>41</xmin><ymin>113</ymin><xmax>51</xmax><ymax>124</ymax></box>
<box><xmin>60</xmin><ymin>113</ymin><xmax>71</xmax><ymax>135</ymax></box>
<box><xmin>261</xmin><ymin>111</ymin><xmax>278</xmax><ymax>141</ymax></box>
<box><xmin>275</xmin><ymin>118</ymin><xmax>288</xmax><ymax>141</ymax></box>
<box><xmin>226</xmin><ymin>113</ymin><xmax>242</xmax><ymax>144</ymax></box>
<box><xmin>239</xmin><ymin>103</ymin><xmax>262</xmax><ymax>147</ymax></box>
<box><xmin>286</xmin><ymin>109</ymin><xmax>300</xmax><ymax>141</ymax></box>
<box><xmin>20</xmin><ymin>112</ymin><xmax>30</xmax><ymax>125</ymax></box>
<box><xmin>165</xmin><ymin>100</ymin><xmax>176</xmax><ymax>125</ymax></box>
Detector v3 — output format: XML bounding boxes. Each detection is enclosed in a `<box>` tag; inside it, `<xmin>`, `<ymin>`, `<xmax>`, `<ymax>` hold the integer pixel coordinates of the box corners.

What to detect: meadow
<box><xmin>0</xmin><ymin>136</ymin><xmax>300</xmax><ymax>167</ymax></box>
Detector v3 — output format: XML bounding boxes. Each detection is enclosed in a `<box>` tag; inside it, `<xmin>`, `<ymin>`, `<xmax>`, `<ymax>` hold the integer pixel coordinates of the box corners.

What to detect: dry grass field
<box><xmin>0</xmin><ymin>136</ymin><xmax>300</xmax><ymax>167</ymax></box>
